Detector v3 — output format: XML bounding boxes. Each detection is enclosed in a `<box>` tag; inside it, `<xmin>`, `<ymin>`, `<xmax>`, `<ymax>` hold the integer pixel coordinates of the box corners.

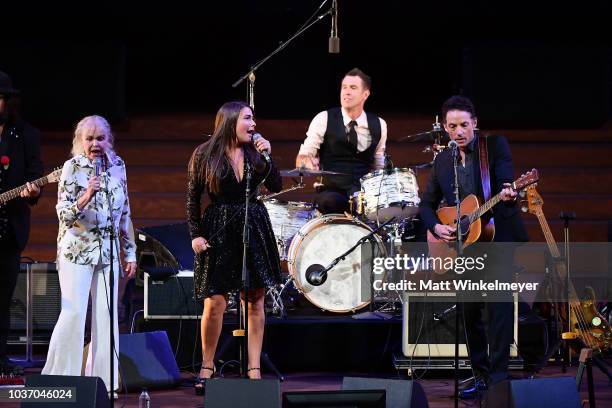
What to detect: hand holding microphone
<box><xmin>251</xmin><ymin>132</ymin><xmax>271</xmax><ymax>162</ymax></box>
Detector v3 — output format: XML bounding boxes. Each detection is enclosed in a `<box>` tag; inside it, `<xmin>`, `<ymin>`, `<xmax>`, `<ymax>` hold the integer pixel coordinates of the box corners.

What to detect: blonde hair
<box><xmin>71</xmin><ymin>115</ymin><xmax>115</xmax><ymax>157</ymax></box>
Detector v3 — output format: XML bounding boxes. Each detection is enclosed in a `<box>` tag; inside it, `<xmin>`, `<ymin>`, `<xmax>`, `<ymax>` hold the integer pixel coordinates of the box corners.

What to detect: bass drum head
<box><xmin>287</xmin><ymin>214</ymin><xmax>383</xmax><ymax>313</ymax></box>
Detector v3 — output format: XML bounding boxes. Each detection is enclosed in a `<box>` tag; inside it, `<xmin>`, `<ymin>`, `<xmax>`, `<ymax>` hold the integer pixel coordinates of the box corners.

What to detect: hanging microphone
<box><xmin>329</xmin><ymin>0</ymin><xmax>339</xmax><ymax>53</ymax></box>
<box><xmin>251</xmin><ymin>133</ymin><xmax>271</xmax><ymax>163</ymax></box>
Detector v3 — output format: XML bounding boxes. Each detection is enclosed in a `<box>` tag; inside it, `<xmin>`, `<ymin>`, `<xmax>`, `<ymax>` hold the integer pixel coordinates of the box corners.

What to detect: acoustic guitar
<box><xmin>427</xmin><ymin>169</ymin><xmax>539</xmax><ymax>274</ymax></box>
<box><xmin>524</xmin><ymin>185</ymin><xmax>611</xmax><ymax>353</ymax></box>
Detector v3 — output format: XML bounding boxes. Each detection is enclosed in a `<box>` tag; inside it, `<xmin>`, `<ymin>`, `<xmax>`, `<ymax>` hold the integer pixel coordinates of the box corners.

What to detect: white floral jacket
<box><xmin>56</xmin><ymin>152</ymin><xmax>136</xmax><ymax>266</ymax></box>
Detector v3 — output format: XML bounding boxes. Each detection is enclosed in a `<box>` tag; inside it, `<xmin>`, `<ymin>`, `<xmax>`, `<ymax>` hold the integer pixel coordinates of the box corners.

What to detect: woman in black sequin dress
<box><xmin>187</xmin><ymin>101</ymin><xmax>282</xmax><ymax>386</ymax></box>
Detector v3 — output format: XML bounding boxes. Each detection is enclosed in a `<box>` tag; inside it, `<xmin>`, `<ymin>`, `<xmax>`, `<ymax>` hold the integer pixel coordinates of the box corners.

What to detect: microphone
<box><xmin>433</xmin><ymin>304</ymin><xmax>456</xmax><ymax>321</ymax></box>
<box><xmin>448</xmin><ymin>140</ymin><xmax>458</xmax><ymax>150</ymax></box>
<box><xmin>94</xmin><ymin>157</ymin><xmax>103</xmax><ymax>177</ymax></box>
<box><xmin>251</xmin><ymin>132</ymin><xmax>271</xmax><ymax>163</ymax></box>
<box><xmin>94</xmin><ymin>157</ymin><xmax>107</xmax><ymax>192</ymax></box>
<box><xmin>329</xmin><ymin>0</ymin><xmax>339</xmax><ymax>53</ymax></box>
<box><xmin>305</xmin><ymin>263</ymin><xmax>328</xmax><ymax>286</ymax></box>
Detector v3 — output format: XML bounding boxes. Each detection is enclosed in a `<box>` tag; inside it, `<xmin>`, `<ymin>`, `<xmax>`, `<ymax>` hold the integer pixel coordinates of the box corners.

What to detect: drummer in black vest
<box><xmin>295</xmin><ymin>68</ymin><xmax>387</xmax><ymax>214</ymax></box>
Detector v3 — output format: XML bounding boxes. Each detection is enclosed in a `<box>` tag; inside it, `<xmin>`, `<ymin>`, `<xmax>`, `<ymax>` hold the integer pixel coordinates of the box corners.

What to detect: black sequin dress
<box><xmin>187</xmin><ymin>150</ymin><xmax>283</xmax><ymax>300</ymax></box>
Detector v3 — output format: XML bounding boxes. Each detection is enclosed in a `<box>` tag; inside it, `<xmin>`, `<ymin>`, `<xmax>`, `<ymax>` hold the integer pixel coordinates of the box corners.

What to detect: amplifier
<box><xmin>144</xmin><ymin>270</ymin><xmax>203</xmax><ymax>319</ymax></box>
<box><xmin>9</xmin><ymin>262</ymin><xmax>61</xmax><ymax>343</ymax></box>
<box><xmin>402</xmin><ymin>292</ymin><xmax>518</xmax><ymax>358</ymax></box>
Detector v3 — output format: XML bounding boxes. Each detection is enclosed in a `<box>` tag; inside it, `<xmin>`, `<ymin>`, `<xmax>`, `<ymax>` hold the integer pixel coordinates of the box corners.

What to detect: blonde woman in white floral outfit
<box><xmin>42</xmin><ymin>115</ymin><xmax>137</xmax><ymax>394</ymax></box>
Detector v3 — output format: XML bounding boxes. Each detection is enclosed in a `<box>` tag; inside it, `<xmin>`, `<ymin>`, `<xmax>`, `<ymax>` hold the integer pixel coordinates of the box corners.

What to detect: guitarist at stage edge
<box><xmin>0</xmin><ymin>70</ymin><xmax>43</xmax><ymax>377</ymax></box>
<box><xmin>418</xmin><ymin>95</ymin><xmax>529</xmax><ymax>398</ymax></box>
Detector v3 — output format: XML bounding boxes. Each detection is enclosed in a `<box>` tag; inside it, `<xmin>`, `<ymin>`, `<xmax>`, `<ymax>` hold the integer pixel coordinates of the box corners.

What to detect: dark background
<box><xmin>2</xmin><ymin>1</ymin><xmax>611</xmax><ymax>128</ymax></box>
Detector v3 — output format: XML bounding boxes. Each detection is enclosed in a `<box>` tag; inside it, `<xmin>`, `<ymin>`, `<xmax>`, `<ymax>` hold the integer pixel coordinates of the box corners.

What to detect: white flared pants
<box><xmin>42</xmin><ymin>258</ymin><xmax>119</xmax><ymax>391</ymax></box>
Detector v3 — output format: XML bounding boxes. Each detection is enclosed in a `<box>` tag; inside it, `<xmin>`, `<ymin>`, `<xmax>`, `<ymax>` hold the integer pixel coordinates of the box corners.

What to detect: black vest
<box><xmin>319</xmin><ymin>107</ymin><xmax>381</xmax><ymax>193</ymax></box>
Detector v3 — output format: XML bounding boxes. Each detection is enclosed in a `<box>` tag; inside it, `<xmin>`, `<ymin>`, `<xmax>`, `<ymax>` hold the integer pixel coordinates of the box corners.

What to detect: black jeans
<box><xmin>0</xmin><ymin>240</ymin><xmax>20</xmax><ymax>358</ymax></box>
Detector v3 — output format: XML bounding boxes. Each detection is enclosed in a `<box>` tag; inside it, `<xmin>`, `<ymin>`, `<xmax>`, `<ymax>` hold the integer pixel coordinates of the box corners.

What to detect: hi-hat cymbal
<box><xmin>280</xmin><ymin>168</ymin><xmax>348</xmax><ymax>177</ymax></box>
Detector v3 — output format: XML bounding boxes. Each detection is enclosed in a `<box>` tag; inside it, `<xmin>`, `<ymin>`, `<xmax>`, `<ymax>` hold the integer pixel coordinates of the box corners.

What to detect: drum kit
<box><xmin>264</xmin><ymin>123</ymin><xmax>448</xmax><ymax>315</ymax></box>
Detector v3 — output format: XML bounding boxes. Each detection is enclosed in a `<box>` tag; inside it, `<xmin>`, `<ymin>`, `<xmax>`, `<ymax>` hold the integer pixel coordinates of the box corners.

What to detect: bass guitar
<box><xmin>524</xmin><ymin>185</ymin><xmax>611</xmax><ymax>353</ymax></box>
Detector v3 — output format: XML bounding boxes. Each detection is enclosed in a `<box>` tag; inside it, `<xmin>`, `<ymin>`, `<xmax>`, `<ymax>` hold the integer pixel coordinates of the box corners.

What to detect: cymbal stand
<box><xmin>258</xmin><ymin>180</ymin><xmax>305</xmax><ymax>201</ymax></box>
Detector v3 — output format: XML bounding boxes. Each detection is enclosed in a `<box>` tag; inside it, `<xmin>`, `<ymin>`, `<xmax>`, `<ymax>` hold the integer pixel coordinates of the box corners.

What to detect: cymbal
<box><xmin>398</xmin><ymin>130</ymin><xmax>447</xmax><ymax>142</ymax></box>
<box><xmin>279</xmin><ymin>168</ymin><xmax>349</xmax><ymax>177</ymax></box>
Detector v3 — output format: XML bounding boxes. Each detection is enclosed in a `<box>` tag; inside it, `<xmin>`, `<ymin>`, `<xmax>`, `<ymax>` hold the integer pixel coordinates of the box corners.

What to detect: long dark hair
<box><xmin>189</xmin><ymin>101</ymin><xmax>265</xmax><ymax>194</ymax></box>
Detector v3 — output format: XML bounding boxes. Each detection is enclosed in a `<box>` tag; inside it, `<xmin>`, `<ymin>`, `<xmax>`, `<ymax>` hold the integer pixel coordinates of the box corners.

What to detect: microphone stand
<box><xmin>236</xmin><ymin>160</ymin><xmax>252</xmax><ymax>378</ymax></box>
<box><xmin>451</xmin><ymin>143</ymin><xmax>462</xmax><ymax>408</ymax></box>
<box><xmin>232</xmin><ymin>0</ymin><xmax>333</xmax><ymax>106</ymax></box>
<box><xmin>102</xmin><ymin>168</ymin><xmax>116</xmax><ymax>407</ymax></box>
<box><xmin>560</xmin><ymin>211</ymin><xmax>576</xmax><ymax>369</ymax></box>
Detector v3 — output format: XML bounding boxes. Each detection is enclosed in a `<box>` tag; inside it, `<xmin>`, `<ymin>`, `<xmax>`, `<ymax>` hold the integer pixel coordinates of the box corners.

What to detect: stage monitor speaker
<box><xmin>144</xmin><ymin>270</ymin><xmax>202</xmax><ymax>319</ymax></box>
<box><xmin>118</xmin><ymin>331</ymin><xmax>181</xmax><ymax>391</ymax></box>
<box><xmin>402</xmin><ymin>292</ymin><xmax>518</xmax><ymax>358</ymax></box>
<box><xmin>10</xmin><ymin>262</ymin><xmax>60</xmax><ymax>342</ymax></box>
<box><xmin>23</xmin><ymin>374</ymin><xmax>108</xmax><ymax>408</ymax></box>
<box><xmin>283</xmin><ymin>390</ymin><xmax>386</xmax><ymax>408</ymax></box>
<box><xmin>205</xmin><ymin>378</ymin><xmax>281</xmax><ymax>408</ymax></box>
<box><xmin>486</xmin><ymin>377</ymin><xmax>581</xmax><ymax>408</ymax></box>
<box><xmin>342</xmin><ymin>376</ymin><xmax>428</xmax><ymax>408</ymax></box>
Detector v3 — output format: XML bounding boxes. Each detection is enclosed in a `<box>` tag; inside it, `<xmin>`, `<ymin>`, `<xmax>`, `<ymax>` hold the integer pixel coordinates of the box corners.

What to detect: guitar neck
<box><xmin>469</xmin><ymin>192</ymin><xmax>502</xmax><ymax>224</ymax></box>
<box><xmin>535</xmin><ymin>210</ymin><xmax>561</xmax><ymax>259</ymax></box>
<box><xmin>0</xmin><ymin>175</ymin><xmax>50</xmax><ymax>204</ymax></box>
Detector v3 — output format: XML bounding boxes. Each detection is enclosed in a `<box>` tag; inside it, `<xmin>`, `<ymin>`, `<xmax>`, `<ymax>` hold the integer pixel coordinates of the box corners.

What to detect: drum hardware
<box><xmin>258</xmin><ymin>181</ymin><xmax>305</xmax><ymax>201</ymax></box>
<box><xmin>266</xmin><ymin>276</ymin><xmax>295</xmax><ymax>317</ymax></box>
<box><xmin>279</xmin><ymin>167</ymin><xmax>349</xmax><ymax>177</ymax></box>
<box><xmin>399</xmin><ymin>116</ymin><xmax>448</xmax><ymax>168</ymax></box>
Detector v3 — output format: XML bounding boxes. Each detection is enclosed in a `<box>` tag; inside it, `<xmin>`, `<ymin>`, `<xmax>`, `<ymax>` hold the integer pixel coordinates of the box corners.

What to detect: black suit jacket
<box><xmin>0</xmin><ymin>119</ymin><xmax>43</xmax><ymax>252</ymax></box>
<box><xmin>419</xmin><ymin>134</ymin><xmax>529</xmax><ymax>243</ymax></box>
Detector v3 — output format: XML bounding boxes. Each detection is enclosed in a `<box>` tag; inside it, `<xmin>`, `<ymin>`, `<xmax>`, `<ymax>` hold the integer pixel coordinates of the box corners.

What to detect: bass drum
<box><xmin>287</xmin><ymin>214</ymin><xmax>385</xmax><ymax>313</ymax></box>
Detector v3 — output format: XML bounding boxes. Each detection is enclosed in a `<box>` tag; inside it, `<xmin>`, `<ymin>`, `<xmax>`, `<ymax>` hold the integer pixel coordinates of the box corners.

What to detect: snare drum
<box><xmin>263</xmin><ymin>199</ymin><xmax>315</xmax><ymax>260</ymax></box>
<box><xmin>287</xmin><ymin>214</ymin><xmax>385</xmax><ymax>313</ymax></box>
<box><xmin>360</xmin><ymin>168</ymin><xmax>420</xmax><ymax>223</ymax></box>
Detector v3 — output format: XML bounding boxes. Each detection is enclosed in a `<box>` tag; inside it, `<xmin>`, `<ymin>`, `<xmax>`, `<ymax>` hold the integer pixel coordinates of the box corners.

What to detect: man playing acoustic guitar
<box><xmin>419</xmin><ymin>95</ymin><xmax>529</xmax><ymax>398</ymax></box>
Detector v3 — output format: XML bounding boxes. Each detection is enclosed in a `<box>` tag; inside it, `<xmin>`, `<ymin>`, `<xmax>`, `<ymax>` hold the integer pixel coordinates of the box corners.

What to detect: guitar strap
<box><xmin>478</xmin><ymin>133</ymin><xmax>491</xmax><ymax>202</ymax></box>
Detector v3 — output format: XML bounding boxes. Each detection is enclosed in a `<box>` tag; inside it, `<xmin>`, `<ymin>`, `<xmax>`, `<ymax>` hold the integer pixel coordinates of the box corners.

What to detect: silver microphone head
<box><xmin>94</xmin><ymin>157</ymin><xmax>103</xmax><ymax>177</ymax></box>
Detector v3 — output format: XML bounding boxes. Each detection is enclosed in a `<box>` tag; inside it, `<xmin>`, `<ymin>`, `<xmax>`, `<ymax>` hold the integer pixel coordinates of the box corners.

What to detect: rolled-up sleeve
<box><xmin>298</xmin><ymin>111</ymin><xmax>327</xmax><ymax>157</ymax></box>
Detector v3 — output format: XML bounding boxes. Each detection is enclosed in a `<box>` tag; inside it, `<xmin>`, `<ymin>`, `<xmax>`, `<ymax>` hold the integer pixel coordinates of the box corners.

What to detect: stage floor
<box><xmin>3</xmin><ymin>361</ymin><xmax>612</xmax><ymax>407</ymax></box>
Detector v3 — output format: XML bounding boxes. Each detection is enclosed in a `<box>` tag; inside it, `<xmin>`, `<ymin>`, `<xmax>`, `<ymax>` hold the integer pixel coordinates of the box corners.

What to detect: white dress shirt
<box><xmin>298</xmin><ymin>108</ymin><xmax>387</xmax><ymax>169</ymax></box>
